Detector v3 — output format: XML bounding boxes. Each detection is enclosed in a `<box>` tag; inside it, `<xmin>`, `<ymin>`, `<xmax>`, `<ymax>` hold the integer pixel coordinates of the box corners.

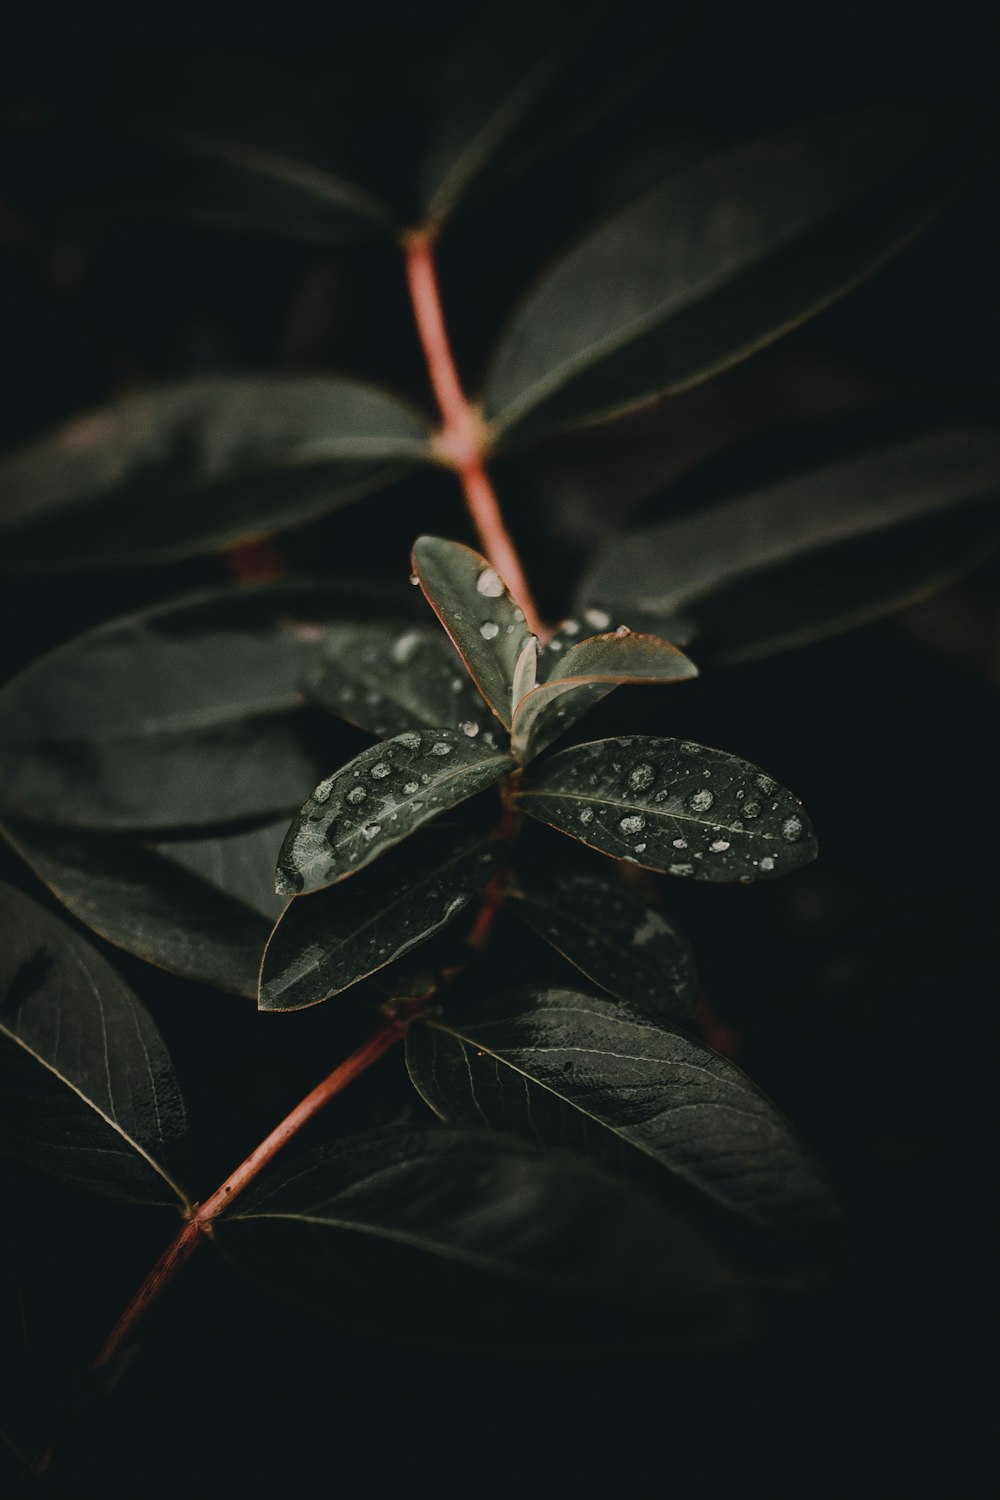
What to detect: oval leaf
<box><xmin>509</xmin><ymin>870</ymin><xmax>697</xmax><ymax>1018</ymax></box>
<box><xmin>215</xmin><ymin>1126</ymin><xmax>744</xmax><ymax>1351</ymax></box>
<box><xmin>406</xmin><ymin>988</ymin><xmax>837</xmax><ymax>1235</ymax></box>
<box><xmin>516</xmin><ymin>735</ymin><xmax>816</xmax><ymax>882</ymax></box>
<box><xmin>0</xmin><ymin>884</ymin><xmax>189</xmax><ymax>1204</ymax></box>
<box><xmin>0</xmin><ymin>376</ymin><xmax>431</xmax><ymax>569</ymax></box>
<box><xmin>275</xmin><ymin>729</ymin><xmax>515</xmax><ymax>894</ymax></box>
<box><xmin>259</xmin><ymin>827</ymin><xmax>504</xmax><ymax>1011</ymax></box>
<box><xmin>410</xmin><ymin>536</ymin><xmax>535</xmax><ymax>730</ymax></box>
<box><xmin>483</xmin><ymin>111</ymin><xmax>944</xmax><ymax>440</ymax></box>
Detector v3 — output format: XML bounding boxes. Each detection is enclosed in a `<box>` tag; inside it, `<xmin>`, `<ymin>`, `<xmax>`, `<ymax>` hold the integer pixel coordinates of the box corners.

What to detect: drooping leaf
<box><xmin>0</xmin><ymin>582</ymin><xmax>375</xmax><ymax>831</ymax></box>
<box><xmin>302</xmin><ymin>620</ymin><xmax>497</xmax><ymax>741</ymax></box>
<box><xmin>511</xmin><ymin>630</ymin><xmax>698</xmax><ymax>761</ymax></box>
<box><xmin>0</xmin><ymin>883</ymin><xmax>189</xmax><ymax>1204</ymax></box>
<box><xmin>406</xmin><ymin>988</ymin><xmax>837</xmax><ymax>1235</ymax></box>
<box><xmin>509</xmin><ymin>870</ymin><xmax>697</xmax><ymax>1018</ymax></box>
<box><xmin>1</xmin><ymin>816</ymin><xmax>287</xmax><ymax>998</ymax></box>
<box><xmin>260</xmin><ymin>827</ymin><xmax>504</xmax><ymax>1011</ymax></box>
<box><xmin>516</xmin><ymin>735</ymin><xmax>816</xmax><ymax>882</ymax></box>
<box><xmin>275</xmin><ymin>730</ymin><xmax>515</xmax><ymax>895</ymax></box>
<box><xmin>410</xmin><ymin>536</ymin><xmax>535</xmax><ymax>729</ymax></box>
<box><xmin>483</xmin><ymin>111</ymin><xmax>946</xmax><ymax>441</ymax></box>
<box><xmin>578</xmin><ymin>428</ymin><xmax>1000</xmax><ymax>663</ymax></box>
<box><xmin>215</xmin><ymin>1126</ymin><xmax>745</xmax><ymax>1351</ymax></box>
<box><xmin>0</xmin><ymin>376</ymin><xmax>431</xmax><ymax>569</ymax></box>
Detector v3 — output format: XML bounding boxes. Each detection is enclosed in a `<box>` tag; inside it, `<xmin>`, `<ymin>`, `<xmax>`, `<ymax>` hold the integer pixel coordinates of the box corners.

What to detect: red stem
<box><xmin>403</xmin><ymin>229</ymin><xmax>545</xmax><ymax>639</ymax></box>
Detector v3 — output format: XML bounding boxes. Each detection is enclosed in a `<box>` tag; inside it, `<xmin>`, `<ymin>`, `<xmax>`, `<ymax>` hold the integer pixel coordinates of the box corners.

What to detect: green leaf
<box><xmin>512</xmin><ymin>630</ymin><xmax>698</xmax><ymax>761</ymax></box>
<box><xmin>0</xmin><ymin>582</ymin><xmax>371</xmax><ymax>831</ymax></box>
<box><xmin>516</xmin><ymin>735</ymin><xmax>816</xmax><ymax>882</ymax></box>
<box><xmin>0</xmin><ymin>883</ymin><xmax>189</xmax><ymax>1204</ymax></box>
<box><xmin>509</xmin><ymin>870</ymin><xmax>697</xmax><ymax>1018</ymax></box>
<box><xmin>215</xmin><ymin>1126</ymin><xmax>745</xmax><ymax>1351</ymax></box>
<box><xmin>275</xmin><ymin>730</ymin><xmax>515</xmax><ymax>895</ymax></box>
<box><xmin>260</xmin><ymin>827</ymin><xmax>504</xmax><ymax>1011</ymax></box>
<box><xmin>483</xmin><ymin>111</ymin><xmax>945</xmax><ymax>441</ymax></box>
<box><xmin>406</xmin><ymin>988</ymin><xmax>837</xmax><ymax>1235</ymax></box>
<box><xmin>302</xmin><ymin>620</ymin><xmax>497</xmax><ymax>741</ymax></box>
<box><xmin>1</xmin><ymin>816</ymin><xmax>287</xmax><ymax>998</ymax></box>
<box><xmin>579</xmin><ymin>428</ymin><xmax>1000</xmax><ymax>663</ymax></box>
<box><xmin>0</xmin><ymin>376</ymin><xmax>431</xmax><ymax>569</ymax></box>
<box><xmin>410</xmin><ymin>536</ymin><xmax>535</xmax><ymax>729</ymax></box>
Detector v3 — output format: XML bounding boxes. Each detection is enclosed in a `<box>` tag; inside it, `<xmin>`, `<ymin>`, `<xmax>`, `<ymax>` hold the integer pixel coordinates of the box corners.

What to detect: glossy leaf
<box><xmin>516</xmin><ymin>735</ymin><xmax>816</xmax><ymax>882</ymax></box>
<box><xmin>410</xmin><ymin>536</ymin><xmax>535</xmax><ymax>730</ymax></box>
<box><xmin>0</xmin><ymin>582</ymin><xmax>368</xmax><ymax>831</ymax></box>
<box><xmin>484</xmin><ymin>111</ymin><xmax>942</xmax><ymax>440</ymax></box>
<box><xmin>509</xmin><ymin>870</ymin><xmax>697</xmax><ymax>1018</ymax></box>
<box><xmin>260</xmin><ymin>827</ymin><xmax>504</xmax><ymax>1010</ymax></box>
<box><xmin>275</xmin><ymin>729</ymin><xmax>515</xmax><ymax>895</ymax></box>
<box><xmin>512</xmin><ymin>630</ymin><xmax>698</xmax><ymax>761</ymax></box>
<box><xmin>0</xmin><ymin>376</ymin><xmax>430</xmax><ymax>569</ymax></box>
<box><xmin>302</xmin><ymin>621</ymin><xmax>496</xmax><ymax>741</ymax></box>
<box><xmin>215</xmin><ymin>1126</ymin><xmax>744</xmax><ymax>1351</ymax></box>
<box><xmin>406</xmin><ymin>988</ymin><xmax>837</xmax><ymax>1234</ymax></box>
<box><xmin>1</xmin><ymin>816</ymin><xmax>287</xmax><ymax>998</ymax></box>
<box><xmin>579</xmin><ymin>428</ymin><xmax>1000</xmax><ymax>663</ymax></box>
<box><xmin>0</xmin><ymin>884</ymin><xmax>189</xmax><ymax>1204</ymax></box>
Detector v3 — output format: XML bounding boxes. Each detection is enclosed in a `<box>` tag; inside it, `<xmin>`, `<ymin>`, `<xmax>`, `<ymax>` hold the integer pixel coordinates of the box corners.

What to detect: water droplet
<box><xmin>479</xmin><ymin>621</ymin><xmax>500</xmax><ymax>640</ymax></box>
<box><xmin>476</xmin><ymin>567</ymin><xmax>504</xmax><ymax>598</ymax></box>
<box><xmin>361</xmin><ymin>823</ymin><xmax>382</xmax><ymax>841</ymax></box>
<box><xmin>429</xmin><ymin>741</ymin><xmax>453</xmax><ymax>756</ymax></box>
<box><xmin>403</xmin><ymin>781</ymin><xmax>419</xmax><ymax>794</ymax></box>
<box><xmin>680</xmin><ymin>741</ymin><xmax>700</xmax><ymax>755</ymax></box>
<box><xmin>634</xmin><ymin>842</ymin><xmax>647</xmax><ymax>854</ymax></box>
<box><xmin>410</xmin><ymin>801</ymin><xmax>423</xmax><ymax>810</ymax></box>
<box><xmin>672</xmin><ymin>837</ymin><xmax>688</xmax><ymax>849</ymax></box>
<box><xmin>759</xmin><ymin>856</ymin><xmax>775</xmax><ymax>871</ymax></box>
<box><xmin>709</xmin><ymin>839</ymin><xmax>731</xmax><ymax>853</ymax></box>
<box><xmin>513</xmin><ymin>608</ymin><xmax>525</xmax><ymax>623</ymax></box>
<box><xmin>619</xmin><ymin>815</ymin><xmax>645</xmax><ymax>835</ymax></box>
<box><xmin>689</xmin><ymin>788</ymin><xmax>714</xmax><ymax>812</ymax></box>
<box><xmin>397</xmin><ymin>732</ymin><xmax>421</xmax><ymax>751</ymax></box>
<box><xmin>346</xmin><ymin>786</ymin><xmax>367</xmax><ymax>805</ymax></box>
<box><xmin>312</xmin><ymin>776</ymin><xmax>335</xmax><ymax>804</ymax></box>
<box><xmin>628</xmin><ymin>762</ymin><xmax>654</xmax><ymax>792</ymax></box>
<box><xmin>579</xmin><ymin>808</ymin><xmax>595</xmax><ymax>825</ymax></box>
<box><xmin>743</xmin><ymin>800</ymin><xmax>761</xmax><ymax>818</ymax></box>
<box><xmin>585</xmin><ymin>608</ymin><xmax>611</xmax><ymax>630</ymax></box>
<box><xmin>391</xmin><ymin>632</ymin><xmax>420</xmax><ymax>664</ymax></box>
<box><xmin>548</xmin><ymin>639</ymin><xmax>563</xmax><ymax>651</ymax></box>
<box><xmin>613</xmin><ymin>624</ymin><xmax>631</xmax><ymax>637</ymax></box>
<box><xmin>370</xmin><ymin>761</ymin><xmax>391</xmax><ymax>780</ymax></box>
<box><xmin>459</xmin><ymin>720</ymin><xmax>479</xmax><ymax>737</ymax></box>
<box><xmin>736</xmin><ymin>788</ymin><xmax>745</xmax><ymax>800</ymax></box>
<box><xmin>756</xmin><ymin>773</ymin><xmax>777</xmax><ymax>793</ymax></box>
<box><xmin>782</xmin><ymin>816</ymin><xmax>803</xmax><ymax>841</ymax></box>
<box><xmin>562</xmin><ymin>619</ymin><xmax>580</xmax><ymax>636</ymax></box>
<box><xmin>275</xmin><ymin>867</ymin><xmax>303</xmax><ymax>896</ymax></box>
<box><xmin>409</xmin><ymin>572</ymin><xmax>420</xmax><ymax>586</ymax></box>
<box><xmin>669</xmin><ymin>862</ymin><xmax>695</xmax><ymax>877</ymax></box>
<box><xmin>450</xmin><ymin>678</ymin><xmax>464</xmax><ymax>693</ymax></box>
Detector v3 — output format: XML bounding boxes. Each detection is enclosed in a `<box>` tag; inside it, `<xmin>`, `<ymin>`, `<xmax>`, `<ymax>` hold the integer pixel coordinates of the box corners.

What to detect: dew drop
<box><xmin>669</xmin><ymin>862</ymin><xmax>695</xmax><ymax>877</ymax></box>
<box><xmin>397</xmin><ymin>732</ymin><xmax>421</xmax><ymax>751</ymax></box>
<box><xmin>409</xmin><ymin>572</ymin><xmax>420</xmax><ymax>586</ymax></box>
<box><xmin>450</xmin><ymin>678</ymin><xmax>464</xmax><ymax>693</ymax></box>
<box><xmin>476</xmin><ymin>567</ymin><xmax>505</xmax><ymax>598</ymax></box>
<box><xmin>579</xmin><ymin>808</ymin><xmax>595</xmax><ymax>825</ymax></box>
<box><xmin>370</xmin><ymin>761</ymin><xmax>391</xmax><ymax>780</ymax></box>
<box><xmin>403</xmin><ymin>781</ymin><xmax>419</xmax><ymax>794</ymax></box>
<box><xmin>613</xmin><ymin>624</ymin><xmax>631</xmax><ymax>637</ymax></box>
<box><xmin>479</xmin><ymin>621</ymin><xmax>500</xmax><ymax>640</ymax></box>
<box><xmin>346</xmin><ymin>786</ymin><xmax>367</xmax><ymax>805</ymax></box>
<box><xmin>689</xmin><ymin>788</ymin><xmax>714</xmax><ymax>812</ymax></box>
<box><xmin>429</xmin><ymin>741</ymin><xmax>453</xmax><ymax>757</ymax></box>
<box><xmin>709</xmin><ymin>839</ymin><xmax>731</xmax><ymax>853</ymax></box>
<box><xmin>312</xmin><ymin>776</ymin><xmax>335</xmax><ymax>805</ymax></box>
<box><xmin>548</xmin><ymin>639</ymin><xmax>563</xmax><ymax>651</ymax></box>
<box><xmin>459</xmin><ymin>720</ymin><xmax>479</xmax><ymax>737</ymax></box>
<box><xmin>634</xmin><ymin>842</ymin><xmax>647</xmax><ymax>854</ymax></box>
<box><xmin>743</xmin><ymin>800</ymin><xmax>761</xmax><ymax>818</ymax></box>
<box><xmin>782</xmin><ymin>816</ymin><xmax>803</xmax><ymax>842</ymax></box>
<box><xmin>361</xmin><ymin>823</ymin><xmax>382</xmax><ymax>841</ymax></box>
<box><xmin>619</xmin><ymin>814</ymin><xmax>645</xmax><ymax>835</ymax></box>
<box><xmin>628</xmin><ymin>762</ymin><xmax>654</xmax><ymax>792</ymax></box>
<box><xmin>759</xmin><ymin>856</ymin><xmax>775</xmax><ymax>871</ymax></box>
<box><xmin>513</xmin><ymin>608</ymin><xmax>525</xmax><ymax>623</ymax></box>
<box><xmin>672</xmin><ymin>837</ymin><xmax>688</xmax><ymax>849</ymax></box>
<box><xmin>562</xmin><ymin>619</ymin><xmax>580</xmax><ymax>636</ymax></box>
<box><xmin>585</xmin><ymin>608</ymin><xmax>611</xmax><ymax>629</ymax></box>
<box><xmin>391</xmin><ymin>632</ymin><xmax>420</xmax><ymax>664</ymax></box>
<box><xmin>756</xmin><ymin>773</ymin><xmax>777</xmax><ymax>793</ymax></box>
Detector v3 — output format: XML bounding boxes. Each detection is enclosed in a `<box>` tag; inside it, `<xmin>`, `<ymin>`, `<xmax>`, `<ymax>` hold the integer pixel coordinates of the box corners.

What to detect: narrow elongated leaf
<box><xmin>512</xmin><ymin>630</ymin><xmax>697</xmax><ymax>760</ymax></box>
<box><xmin>0</xmin><ymin>582</ymin><xmax>369</xmax><ymax>830</ymax></box>
<box><xmin>1</xmin><ymin>816</ymin><xmax>286</xmax><ymax>997</ymax></box>
<box><xmin>0</xmin><ymin>884</ymin><xmax>189</xmax><ymax>1204</ymax></box>
<box><xmin>0</xmin><ymin>376</ymin><xmax>430</xmax><ymax>569</ymax></box>
<box><xmin>302</xmin><ymin>621</ymin><xmax>497</xmax><ymax>741</ymax></box>
<box><xmin>579</xmin><ymin>428</ymin><xmax>1000</xmax><ymax>662</ymax></box>
<box><xmin>510</xmin><ymin>871</ymin><xmax>697</xmax><ymax>1018</ymax></box>
<box><xmin>215</xmin><ymin>1127</ymin><xmax>744</xmax><ymax>1351</ymax></box>
<box><xmin>260</xmin><ymin>827</ymin><xmax>504</xmax><ymax>1010</ymax></box>
<box><xmin>275</xmin><ymin>730</ymin><xmax>515</xmax><ymax>894</ymax></box>
<box><xmin>406</xmin><ymin>989</ymin><xmax>837</xmax><ymax>1234</ymax></box>
<box><xmin>411</xmin><ymin>536</ymin><xmax>534</xmax><ymax>730</ymax></box>
<box><xmin>484</xmin><ymin>111</ymin><xmax>943</xmax><ymax>440</ymax></box>
<box><xmin>516</xmin><ymin>735</ymin><xmax>816</xmax><ymax>882</ymax></box>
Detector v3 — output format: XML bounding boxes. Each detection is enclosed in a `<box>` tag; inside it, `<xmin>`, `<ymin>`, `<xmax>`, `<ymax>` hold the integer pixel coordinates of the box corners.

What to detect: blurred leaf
<box><xmin>0</xmin><ymin>376</ymin><xmax>431</xmax><ymax>569</ymax></box>
<box><xmin>516</xmin><ymin>735</ymin><xmax>816</xmax><ymax>882</ymax></box>
<box><xmin>510</xmin><ymin>869</ymin><xmax>697</xmax><ymax>1018</ymax></box>
<box><xmin>483</xmin><ymin>111</ymin><xmax>945</xmax><ymax>441</ymax></box>
<box><xmin>275</xmin><ymin>729</ymin><xmax>515</xmax><ymax>895</ymax></box>
<box><xmin>1</xmin><ymin>816</ymin><xmax>287</xmax><ymax>997</ymax></box>
<box><xmin>0</xmin><ymin>581</ymin><xmax>375</xmax><ymax>831</ymax></box>
<box><xmin>411</xmin><ymin>536</ymin><xmax>535</xmax><ymax>729</ymax></box>
<box><xmin>0</xmin><ymin>883</ymin><xmax>189</xmax><ymax>1204</ymax></box>
<box><xmin>579</xmin><ymin>428</ymin><xmax>1000</xmax><ymax>662</ymax></box>
<box><xmin>407</xmin><ymin>988</ymin><xmax>837</xmax><ymax>1235</ymax></box>
<box><xmin>260</xmin><ymin>827</ymin><xmax>504</xmax><ymax>1010</ymax></box>
<box><xmin>215</xmin><ymin>1125</ymin><xmax>744</xmax><ymax>1351</ymax></box>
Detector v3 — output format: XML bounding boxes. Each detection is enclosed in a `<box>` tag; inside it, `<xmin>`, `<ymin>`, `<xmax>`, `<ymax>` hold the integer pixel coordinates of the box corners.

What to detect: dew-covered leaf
<box><xmin>0</xmin><ymin>883</ymin><xmax>189</xmax><ymax>1204</ymax></box>
<box><xmin>0</xmin><ymin>376</ymin><xmax>431</xmax><ymax>569</ymax></box>
<box><xmin>509</xmin><ymin>871</ymin><xmax>697</xmax><ymax>1018</ymax></box>
<box><xmin>483</xmin><ymin>111</ymin><xmax>944</xmax><ymax>441</ymax></box>
<box><xmin>516</xmin><ymin>735</ymin><xmax>816</xmax><ymax>882</ymax></box>
<box><xmin>302</xmin><ymin>620</ymin><xmax>496</xmax><ymax>741</ymax></box>
<box><xmin>1</xmin><ymin>816</ymin><xmax>287</xmax><ymax>997</ymax></box>
<box><xmin>0</xmin><ymin>582</ymin><xmax>373</xmax><ymax>831</ymax></box>
<box><xmin>578</xmin><ymin>428</ymin><xmax>1000</xmax><ymax>663</ymax></box>
<box><xmin>260</xmin><ymin>827</ymin><xmax>504</xmax><ymax>1010</ymax></box>
<box><xmin>406</xmin><ymin>988</ymin><xmax>837</xmax><ymax>1235</ymax></box>
<box><xmin>215</xmin><ymin>1126</ymin><xmax>744</xmax><ymax>1351</ymax></box>
<box><xmin>275</xmin><ymin>729</ymin><xmax>515</xmax><ymax>895</ymax></box>
<box><xmin>512</xmin><ymin>631</ymin><xmax>698</xmax><ymax>761</ymax></box>
<box><xmin>411</xmin><ymin>536</ymin><xmax>535</xmax><ymax>729</ymax></box>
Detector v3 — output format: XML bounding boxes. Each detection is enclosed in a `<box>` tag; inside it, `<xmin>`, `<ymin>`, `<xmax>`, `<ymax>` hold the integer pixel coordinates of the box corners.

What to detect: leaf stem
<box><xmin>403</xmin><ymin>228</ymin><xmax>545</xmax><ymax>638</ymax></box>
